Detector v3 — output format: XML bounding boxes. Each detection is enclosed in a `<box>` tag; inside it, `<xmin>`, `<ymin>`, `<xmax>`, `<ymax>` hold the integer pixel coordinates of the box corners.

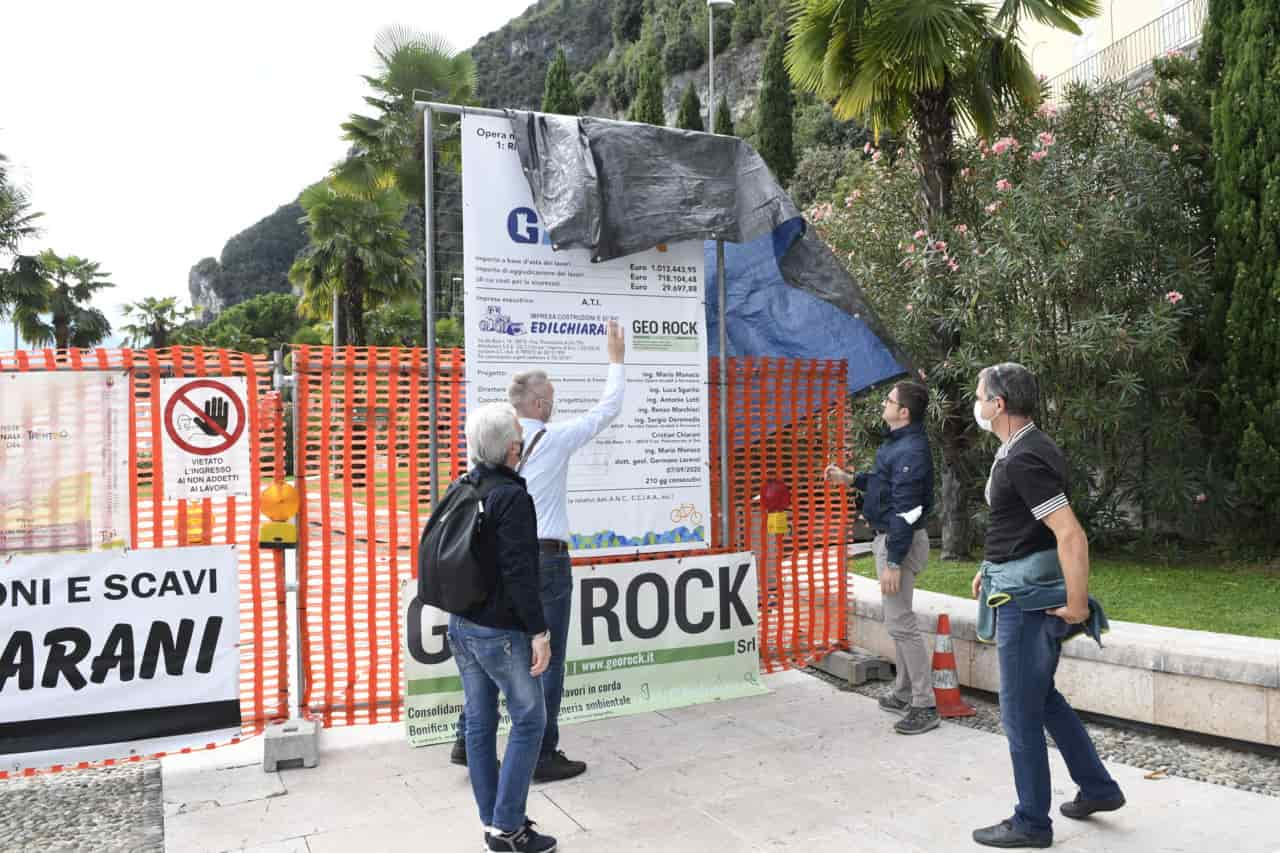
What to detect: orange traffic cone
<box><xmin>932</xmin><ymin>614</ymin><xmax>976</xmax><ymax>718</ymax></box>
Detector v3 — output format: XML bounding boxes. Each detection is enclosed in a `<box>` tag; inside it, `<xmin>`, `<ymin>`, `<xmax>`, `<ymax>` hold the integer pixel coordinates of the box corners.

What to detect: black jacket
<box><xmin>457</xmin><ymin>463</ymin><xmax>547</xmax><ymax>635</ymax></box>
<box><xmin>854</xmin><ymin>421</ymin><xmax>934</xmax><ymax>565</ymax></box>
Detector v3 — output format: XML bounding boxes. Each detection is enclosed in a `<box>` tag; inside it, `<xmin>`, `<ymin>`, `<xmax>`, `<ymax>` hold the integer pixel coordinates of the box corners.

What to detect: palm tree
<box><xmin>1</xmin><ymin>153</ymin><xmax>44</xmax><ymax>348</ymax></box>
<box><xmin>335</xmin><ymin>27</ymin><xmax>477</xmax><ymax>204</ymax></box>
<box><xmin>1</xmin><ymin>255</ymin><xmax>45</xmax><ymax>349</ymax></box>
<box><xmin>1</xmin><ymin>153</ymin><xmax>42</xmax><ymax>258</ymax></box>
<box><xmin>785</xmin><ymin>0</ymin><xmax>1098</xmax><ymax>557</ymax></box>
<box><xmin>14</xmin><ymin>251</ymin><xmax>114</xmax><ymax>349</ymax></box>
<box><xmin>289</xmin><ymin>180</ymin><xmax>419</xmax><ymax>347</ymax></box>
<box><xmin>786</xmin><ymin>0</ymin><xmax>1098</xmax><ymax>219</ymax></box>
<box><xmin>122</xmin><ymin>296</ymin><xmax>193</xmax><ymax>349</ymax></box>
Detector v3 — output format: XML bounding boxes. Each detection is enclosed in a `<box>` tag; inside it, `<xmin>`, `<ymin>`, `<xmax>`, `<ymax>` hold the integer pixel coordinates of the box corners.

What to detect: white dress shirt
<box><xmin>519</xmin><ymin>363</ymin><xmax>626</xmax><ymax>543</ymax></box>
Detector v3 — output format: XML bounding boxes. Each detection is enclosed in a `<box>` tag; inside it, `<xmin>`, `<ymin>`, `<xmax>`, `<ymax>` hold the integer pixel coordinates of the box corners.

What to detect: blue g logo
<box><xmin>507</xmin><ymin>207</ymin><xmax>539</xmax><ymax>244</ymax></box>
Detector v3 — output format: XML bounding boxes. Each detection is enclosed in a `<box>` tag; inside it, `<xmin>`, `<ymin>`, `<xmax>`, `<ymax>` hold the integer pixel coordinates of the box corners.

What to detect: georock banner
<box><xmin>0</xmin><ymin>546</ymin><xmax>241</xmax><ymax>771</ymax></box>
<box><xmin>402</xmin><ymin>552</ymin><xmax>767</xmax><ymax>747</ymax></box>
<box><xmin>461</xmin><ymin>113</ymin><xmax>711</xmax><ymax>556</ymax></box>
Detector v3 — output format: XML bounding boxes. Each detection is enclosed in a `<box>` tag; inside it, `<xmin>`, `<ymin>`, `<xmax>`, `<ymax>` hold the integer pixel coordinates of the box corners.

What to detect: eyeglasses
<box><xmin>884</xmin><ymin>395</ymin><xmax>903</xmax><ymax>407</ymax></box>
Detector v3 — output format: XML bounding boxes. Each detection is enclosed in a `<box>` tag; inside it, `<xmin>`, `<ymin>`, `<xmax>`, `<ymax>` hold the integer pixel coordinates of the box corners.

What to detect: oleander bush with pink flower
<box><xmin>796</xmin><ymin>82</ymin><xmax>1230</xmax><ymax>548</ymax></box>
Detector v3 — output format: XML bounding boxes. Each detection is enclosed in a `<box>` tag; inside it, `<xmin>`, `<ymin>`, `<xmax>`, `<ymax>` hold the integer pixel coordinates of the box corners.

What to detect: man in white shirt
<box><xmin>453</xmin><ymin>320</ymin><xmax>626</xmax><ymax>783</ymax></box>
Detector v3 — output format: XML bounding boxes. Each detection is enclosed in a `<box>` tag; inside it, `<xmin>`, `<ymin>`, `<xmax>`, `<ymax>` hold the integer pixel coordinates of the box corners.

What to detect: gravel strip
<box><xmin>805</xmin><ymin>666</ymin><xmax>1280</xmax><ymax>798</ymax></box>
<box><xmin>0</xmin><ymin>762</ymin><xmax>163</xmax><ymax>853</ymax></box>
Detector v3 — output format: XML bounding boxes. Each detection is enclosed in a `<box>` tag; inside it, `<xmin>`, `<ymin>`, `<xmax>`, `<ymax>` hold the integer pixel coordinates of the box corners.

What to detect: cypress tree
<box><xmin>628</xmin><ymin>51</ymin><xmax>665</xmax><ymax>125</ymax></box>
<box><xmin>715</xmin><ymin>95</ymin><xmax>735</xmax><ymax>136</ymax></box>
<box><xmin>542</xmin><ymin>49</ymin><xmax>580</xmax><ymax>115</ymax></box>
<box><xmin>1208</xmin><ymin>0</ymin><xmax>1280</xmax><ymax>517</ymax></box>
<box><xmin>676</xmin><ymin>83</ymin><xmax>704</xmax><ymax>131</ymax></box>
<box><xmin>756</xmin><ymin>29</ymin><xmax>795</xmax><ymax>183</ymax></box>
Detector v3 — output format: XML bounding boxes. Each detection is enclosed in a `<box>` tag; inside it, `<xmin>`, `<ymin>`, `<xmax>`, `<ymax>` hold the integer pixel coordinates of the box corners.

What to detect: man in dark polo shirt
<box><xmin>826</xmin><ymin>380</ymin><xmax>936</xmax><ymax>735</ymax></box>
<box><xmin>968</xmin><ymin>363</ymin><xmax>1125</xmax><ymax>850</ymax></box>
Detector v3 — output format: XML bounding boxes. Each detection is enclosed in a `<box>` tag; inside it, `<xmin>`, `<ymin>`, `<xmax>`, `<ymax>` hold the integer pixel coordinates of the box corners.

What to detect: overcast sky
<box><xmin>1</xmin><ymin>0</ymin><xmax>535</xmax><ymax>343</ymax></box>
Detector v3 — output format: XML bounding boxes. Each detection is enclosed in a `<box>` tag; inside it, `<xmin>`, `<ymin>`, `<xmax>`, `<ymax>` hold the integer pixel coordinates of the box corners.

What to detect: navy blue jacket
<box><xmin>853</xmin><ymin>421</ymin><xmax>934</xmax><ymax>565</ymax></box>
<box><xmin>456</xmin><ymin>463</ymin><xmax>547</xmax><ymax>635</ymax></box>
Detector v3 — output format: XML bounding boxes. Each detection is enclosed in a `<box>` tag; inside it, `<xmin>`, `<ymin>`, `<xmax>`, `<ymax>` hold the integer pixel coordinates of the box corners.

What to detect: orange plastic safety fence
<box><xmin>0</xmin><ymin>347</ymin><xmax>289</xmax><ymax>778</ymax></box>
<box><xmin>709</xmin><ymin>357</ymin><xmax>850</xmax><ymax>673</ymax></box>
<box><xmin>291</xmin><ymin>348</ymin><xmax>850</xmax><ymax>726</ymax></box>
<box><xmin>292</xmin><ymin>347</ymin><xmax>468</xmax><ymax>726</ymax></box>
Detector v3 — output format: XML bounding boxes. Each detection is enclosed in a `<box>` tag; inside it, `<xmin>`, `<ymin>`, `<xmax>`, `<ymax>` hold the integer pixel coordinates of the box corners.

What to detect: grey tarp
<box><xmin>507</xmin><ymin>110</ymin><xmax>913</xmax><ymax>381</ymax></box>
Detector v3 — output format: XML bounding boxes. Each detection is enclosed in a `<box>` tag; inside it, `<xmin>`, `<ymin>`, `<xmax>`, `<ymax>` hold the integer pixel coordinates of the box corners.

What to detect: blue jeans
<box><xmin>997</xmin><ymin>605</ymin><xmax>1123</xmax><ymax>837</ymax></box>
<box><xmin>457</xmin><ymin>551</ymin><xmax>573</xmax><ymax>758</ymax></box>
<box><xmin>448</xmin><ymin>615</ymin><xmax>547</xmax><ymax>833</ymax></box>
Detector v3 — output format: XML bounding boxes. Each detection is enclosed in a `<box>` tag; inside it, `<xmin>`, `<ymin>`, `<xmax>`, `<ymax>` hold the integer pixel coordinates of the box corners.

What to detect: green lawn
<box><xmin>850</xmin><ymin>552</ymin><xmax>1280</xmax><ymax>640</ymax></box>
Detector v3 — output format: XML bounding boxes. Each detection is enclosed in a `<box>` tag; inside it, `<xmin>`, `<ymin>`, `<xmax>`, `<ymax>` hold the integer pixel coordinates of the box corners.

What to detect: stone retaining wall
<box><xmin>848</xmin><ymin>575</ymin><xmax>1280</xmax><ymax>747</ymax></box>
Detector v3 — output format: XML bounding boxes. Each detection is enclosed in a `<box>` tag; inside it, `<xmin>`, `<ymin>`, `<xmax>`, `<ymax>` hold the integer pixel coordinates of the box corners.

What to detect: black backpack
<box><xmin>417</xmin><ymin>475</ymin><xmax>499</xmax><ymax>613</ymax></box>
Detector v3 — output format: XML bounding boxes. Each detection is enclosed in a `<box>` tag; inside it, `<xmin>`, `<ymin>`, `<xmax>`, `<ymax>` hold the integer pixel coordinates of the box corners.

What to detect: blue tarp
<box><xmin>703</xmin><ymin>219</ymin><xmax>905</xmax><ymax>395</ymax></box>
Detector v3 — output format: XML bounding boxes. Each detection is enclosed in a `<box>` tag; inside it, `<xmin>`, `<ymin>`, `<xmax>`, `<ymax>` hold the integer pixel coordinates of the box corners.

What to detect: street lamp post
<box><xmin>707</xmin><ymin>0</ymin><xmax>735</xmax><ymax>132</ymax></box>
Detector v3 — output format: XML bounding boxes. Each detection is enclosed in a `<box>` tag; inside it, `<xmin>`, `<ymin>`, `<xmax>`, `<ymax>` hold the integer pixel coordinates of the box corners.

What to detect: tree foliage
<box><xmin>627</xmin><ymin>33</ymin><xmax>666</xmax><ymax>125</ymax></box>
<box><xmin>289</xmin><ymin>181</ymin><xmax>419</xmax><ymax>347</ymax></box>
<box><xmin>785</xmin><ymin>0</ymin><xmax>1101</xmax><ymax>555</ymax></box>
<box><xmin>337</xmin><ymin>28</ymin><xmax>476</xmax><ymax>205</ymax></box>
<box><xmin>122</xmin><ymin>297</ymin><xmax>194</xmax><ymax>349</ymax></box>
<box><xmin>714</xmin><ymin>95</ymin><xmax>735</xmax><ymax>136</ymax></box>
<box><xmin>757</xmin><ymin>30</ymin><xmax>795</xmax><ymax>184</ymax></box>
<box><xmin>14</xmin><ymin>251</ymin><xmax>113</xmax><ymax>349</ymax></box>
<box><xmin>1204</xmin><ymin>0</ymin><xmax>1280</xmax><ymax>521</ymax></box>
<box><xmin>810</xmin><ymin>84</ymin><xmax>1219</xmax><ymax>549</ymax></box>
<box><xmin>542</xmin><ymin>48</ymin><xmax>581</xmax><ymax>114</ymax></box>
<box><xmin>0</xmin><ymin>153</ymin><xmax>42</xmax><ymax>260</ymax></box>
<box><xmin>676</xmin><ymin>83</ymin><xmax>705</xmax><ymax>131</ymax></box>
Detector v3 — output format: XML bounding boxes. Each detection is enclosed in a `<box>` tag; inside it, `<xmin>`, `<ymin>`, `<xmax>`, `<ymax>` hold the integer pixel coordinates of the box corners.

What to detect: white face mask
<box><xmin>974</xmin><ymin>399</ymin><xmax>994</xmax><ymax>433</ymax></box>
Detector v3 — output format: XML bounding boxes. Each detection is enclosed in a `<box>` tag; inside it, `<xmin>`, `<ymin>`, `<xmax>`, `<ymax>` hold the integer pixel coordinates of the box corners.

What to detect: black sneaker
<box><xmin>1060</xmin><ymin>791</ymin><xmax>1126</xmax><ymax>820</ymax></box>
<box><xmin>485</xmin><ymin>819</ymin><xmax>557</xmax><ymax>852</ymax></box>
<box><xmin>972</xmin><ymin>819</ymin><xmax>1052</xmax><ymax>849</ymax></box>
<box><xmin>451</xmin><ymin>740</ymin><xmax>500</xmax><ymax>773</ymax></box>
<box><xmin>532</xmin><ymin>750</ymin><xmax>587</xmax><ymax>783</ymax></box>
<box><xmin>878</xmin><ymin>694</ymin><xmax>910</xmax><ymax>715</ymax></box>
<box><xmin>893</xmin><ymin>706</ymin><xmax>940</xmax><ymax>735</ymax></box>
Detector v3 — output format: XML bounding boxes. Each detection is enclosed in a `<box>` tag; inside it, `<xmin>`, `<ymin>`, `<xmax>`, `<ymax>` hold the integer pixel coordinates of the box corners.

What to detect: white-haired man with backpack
<box><xmin>448</xmin><ymin>401</ymin><xmax>557</xmax><ymax>853</ymax></box>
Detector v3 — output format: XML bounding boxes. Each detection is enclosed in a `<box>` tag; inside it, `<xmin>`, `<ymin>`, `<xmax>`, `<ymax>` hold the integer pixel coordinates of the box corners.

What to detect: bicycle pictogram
<box><xmin>670</xmin><ymin>503</ymin><xmax>704</xmax><ymax>525</ymax></box>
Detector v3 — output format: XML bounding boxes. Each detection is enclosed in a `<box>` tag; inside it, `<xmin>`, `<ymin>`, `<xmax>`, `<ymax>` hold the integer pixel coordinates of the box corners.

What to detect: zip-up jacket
<box><xmin>853</xmin><ymin>421</ymin><xmax>934</xmax><ymax>565</ymax></box>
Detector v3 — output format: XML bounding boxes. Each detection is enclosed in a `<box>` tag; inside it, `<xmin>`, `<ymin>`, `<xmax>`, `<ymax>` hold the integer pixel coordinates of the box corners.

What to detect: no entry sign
<box><xmin>160</xmin><ymin>378</ymin><xmax>251</xmax><ymax>500</ymax></box>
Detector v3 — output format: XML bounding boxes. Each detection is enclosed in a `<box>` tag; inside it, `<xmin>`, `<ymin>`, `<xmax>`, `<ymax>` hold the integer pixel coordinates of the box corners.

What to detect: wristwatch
<box><xmin>886</xmin><ymin>562</ymin><xmax>901</xmax><ymax>571</ymax></box>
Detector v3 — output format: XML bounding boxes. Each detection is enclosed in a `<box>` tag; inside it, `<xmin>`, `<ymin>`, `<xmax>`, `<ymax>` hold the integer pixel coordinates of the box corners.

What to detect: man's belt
<box><xmin>538</xmin><ymin>539</ymin><xmax>569</xmax><ymax>554</ymax></box>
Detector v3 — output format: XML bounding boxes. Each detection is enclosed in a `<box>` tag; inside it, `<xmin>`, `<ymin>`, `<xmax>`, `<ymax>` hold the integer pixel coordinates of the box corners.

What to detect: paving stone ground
<box><xmin>154</xmin><ymin>669</ymin><xmax>1280</xmax><ymax>853</ymax></box>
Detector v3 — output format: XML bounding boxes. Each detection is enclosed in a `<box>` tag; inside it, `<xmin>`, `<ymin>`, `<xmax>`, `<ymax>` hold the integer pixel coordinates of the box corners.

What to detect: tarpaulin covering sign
<box><xmin>462</xmin><ymin>113</ymin><xmax>713</xmax><ymax>555</ymax></box>
<box><xmin>507</xmin><ymin>112</ymin><xmax>909</xmax><ymax>395</ymax></box>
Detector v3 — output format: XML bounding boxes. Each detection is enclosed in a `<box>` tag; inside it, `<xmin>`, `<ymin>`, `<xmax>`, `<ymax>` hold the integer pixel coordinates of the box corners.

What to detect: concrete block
<box><xmin>1054</xmin><ymin>656</ymin><xmax>1155</xmax><ymax>724</ymax></box>
<box><xmin>1268</xmin><ymin>687</ymin><xmax>1280</xmax><ymax>748</ymax></box>
<box><xmin>970</xmin><ymin>640</ymin><xmax>1001</xmax><ymax>693</ymax></box>
<box><xmin>812</xmin><ymin>650</ymin><xmax>854</xmax><ymax>682</ymax></box>
<box><xmin>951</xmin><ymin>637</ymin><xmax>974</xmax><ymax>685</ymax></box>
<box><xmin>263</xmin><ymin>718</ymin><xmax>319</xmax><ymax>772</ymax></box>
<box><xmin>1153</xmin><ymin>672</ymin><xmax>1269</xmax><ymax>742</ymax></box>
<box><xmin>850</xmin><ymin>652</ymin><xmax>895</xmax><ymax>685</ymax></box>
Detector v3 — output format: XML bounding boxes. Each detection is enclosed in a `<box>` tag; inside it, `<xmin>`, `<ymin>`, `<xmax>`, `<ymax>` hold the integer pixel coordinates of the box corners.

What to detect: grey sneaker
<box><xmin>878</xmin><ymin>694</ymin><xmax>910</xmax><ymax>715</ymax></box>
<box><xmin>894</xmin><ymin>706</ymin><xmax>940</xmax><ymax>735</ymax></box>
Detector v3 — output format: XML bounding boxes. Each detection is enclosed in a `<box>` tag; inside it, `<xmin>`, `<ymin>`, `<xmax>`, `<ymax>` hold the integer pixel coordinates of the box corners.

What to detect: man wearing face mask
<box><xmin>968</xmin><ymin>363</ymin><xmax>1124</xmax><ymax>850</ymax></box>
<box><xmin>825</xmin><ymin>380</ymin><xmax>937</xmax><ymax>735</ymax></box>
<box><xmin>452</xmin><ymin>320</ymin><xmax>626</xmax><ymax>783</ymax></box>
